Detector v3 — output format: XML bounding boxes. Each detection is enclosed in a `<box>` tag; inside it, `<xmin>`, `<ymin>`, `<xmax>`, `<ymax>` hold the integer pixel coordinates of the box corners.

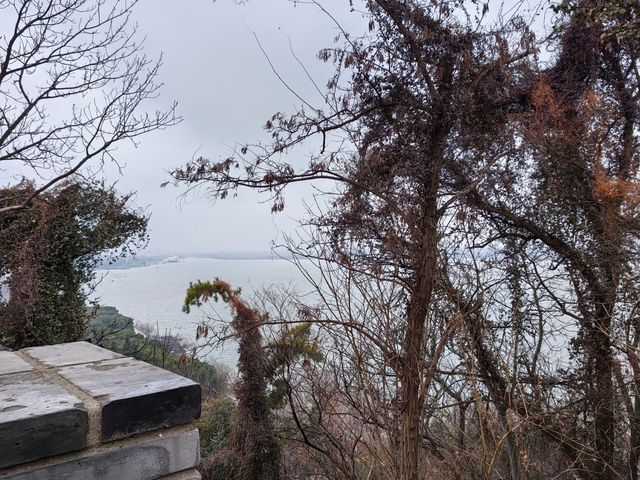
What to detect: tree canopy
<box><xmin>169</xmin><ymin>1</ymin><xmax>640</xmax><ymax>479</ymax></box>
<box><xmin>0</xmin><ymin>0</ymin><xmax>178</xmax><ymax>213</ymax></box>
<box><xmin>0</xmin><ymin>181</ymin><xmax>147</xmax><ymax>348</ymax></box>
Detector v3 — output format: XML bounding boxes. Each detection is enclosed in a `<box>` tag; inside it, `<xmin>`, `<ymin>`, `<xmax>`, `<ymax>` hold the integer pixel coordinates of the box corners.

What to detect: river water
<box><xmin>92</xmin><ymin>257</ymin><xmax>311</xmax><ymax>365</ymax></box>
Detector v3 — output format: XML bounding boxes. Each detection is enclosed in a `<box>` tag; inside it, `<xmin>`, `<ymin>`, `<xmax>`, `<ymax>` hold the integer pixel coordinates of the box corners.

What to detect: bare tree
<box><xmin>168</xmin><ymin>1</ymin><xmax>537</xmax><ymax>478</ymax></box>
<box><xmin>168</xmin><ymin>1</ymin><xmax>640</xmax><ymax>479</ymax></box>
<box><xmin>0</xmin><ymin>0</ymin><xmax>178</xmax><ymax>212</ymax></box>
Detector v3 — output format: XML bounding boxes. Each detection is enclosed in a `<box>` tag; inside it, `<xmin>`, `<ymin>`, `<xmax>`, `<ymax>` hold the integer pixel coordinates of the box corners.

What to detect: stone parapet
<box><xmin>0</xmin><ymin>342</ymin><xmax>202</xmax><ymax>480</ymax></box>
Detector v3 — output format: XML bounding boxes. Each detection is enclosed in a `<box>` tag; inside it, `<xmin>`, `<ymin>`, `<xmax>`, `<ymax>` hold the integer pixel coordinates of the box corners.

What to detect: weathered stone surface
<box><xmin>22</xmin><ymin>341</ymin><xmax>122</xmax><ymax>368</ymax></box>
<box><xmin>0</xmin><ymin>352</ymin><xmax>32</xmax><ymax>376</ymax></box>
<box><xmin>1</xmin><ymin>428</ymin><xmax>200</xmax><ymax>480</ymax></box>
<box><xmin>0</xmin><ymin>342</ymin><xmax>202</xmax><ymax>478</ymax></box>
<box><xmin>57</xmin><ymin>357</ymin><xmax>201</xmax><ymax>441</ymax></box>
<box><xmin>0</xmin><ymin>371</ymin><xmax>87</xmax><ymax>468</ymax></box>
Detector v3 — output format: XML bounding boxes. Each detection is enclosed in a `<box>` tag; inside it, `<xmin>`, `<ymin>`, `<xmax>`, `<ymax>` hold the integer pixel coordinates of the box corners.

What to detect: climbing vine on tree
<box><xmin>0</xmin><ymin>181</ymin><xmax>148</xmax><ymax>349</ymax></box>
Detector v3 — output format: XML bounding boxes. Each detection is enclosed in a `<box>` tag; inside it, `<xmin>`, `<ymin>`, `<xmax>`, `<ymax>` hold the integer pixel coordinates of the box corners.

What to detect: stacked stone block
<box><xmin>0</xmin><ymin>342</ymin><xmax>202</xmax><ymax>479</ymax></box>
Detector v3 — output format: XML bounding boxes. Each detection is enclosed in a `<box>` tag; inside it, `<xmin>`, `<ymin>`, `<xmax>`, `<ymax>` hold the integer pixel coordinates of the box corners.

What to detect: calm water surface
<box><xmin>92</xmin><ymin>257</ymin><xmax>311</xmax><ymax>365</ymax></box>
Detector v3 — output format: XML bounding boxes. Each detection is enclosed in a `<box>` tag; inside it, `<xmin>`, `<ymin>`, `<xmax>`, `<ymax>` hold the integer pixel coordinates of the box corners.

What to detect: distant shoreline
<box><xmin>99</xmin><ymin>252</ymin><xmax>293</xmax><ymax>270</ymax></box>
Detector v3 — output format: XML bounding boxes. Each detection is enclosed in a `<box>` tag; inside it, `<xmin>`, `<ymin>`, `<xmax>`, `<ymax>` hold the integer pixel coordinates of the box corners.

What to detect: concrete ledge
<box><xmin>22</xmin><ymin>342</ymin><xmax>123</xmax><ymax>368</ymax></box>
<box><xmin>56</xmin><ymin>357</ymin><xmax>201</xmax><ymax>441</ymax></box>
<box><xmin>0</xmin><ymin>342</ymin><xmax>202</xmax><ymax>476</ymax></box>
<box><xmin>0</xmin><ymin>352</ymin><xmax>32</xmax><ymax>376</ymax></box>
<box><xmin>0</xmin><ymin>427</ymin><xmax>200</xmax><ymax>480</ymax></box>
<box><xmin>101</xmin><ymin>383</ymin><xmax>201</xmax><ymax>441</ymax></box>
<box><xmin>0</xmin><ymin>371</ymin><xmax>87</xmax><ymax>468</ymax></box>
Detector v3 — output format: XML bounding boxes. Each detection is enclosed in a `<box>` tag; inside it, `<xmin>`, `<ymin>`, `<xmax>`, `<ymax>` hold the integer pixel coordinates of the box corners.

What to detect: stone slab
<box><xmin>0</xmin><ymin>352</ymin><xmax>33</xmax><ymax>376</ymax></box>
<box><xmin>1</xmin><ymin>428</ymin><xmax>200</xmax><ymax>480</ymax></box>
<box><xmin>0</xmin><ymin>371</ymin><xmax>87</xmax><ymax>468</ymax></box>
<box><xmin>57</xmin><ymin>357</ymin><xmax>201</xmax><ymax>441</ymax></box>
<box><xmin>21</xmin><ymin>341</ymin><xmax>122</xmax><ymax>368</ymax></box>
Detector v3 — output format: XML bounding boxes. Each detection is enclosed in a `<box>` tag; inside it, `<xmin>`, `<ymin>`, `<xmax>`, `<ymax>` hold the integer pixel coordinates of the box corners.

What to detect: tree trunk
<box><xmin>589</xmin><ymin>303</ymin><xmax>616</xmax><ymax>480</ymax></box>
<box><xmin>399</xmin><ymin>172</ymin><xmax>440</xmax><ymax>480</ymax></box>
<box><xmin>498</xmin><ymin>405</ymin><xmax>520</xmax><ymax>480</ymax></box>
<box><xmin>629</xmin><ymin>400</ymin><xmax>640</xmax><ymax>480</ymax></box>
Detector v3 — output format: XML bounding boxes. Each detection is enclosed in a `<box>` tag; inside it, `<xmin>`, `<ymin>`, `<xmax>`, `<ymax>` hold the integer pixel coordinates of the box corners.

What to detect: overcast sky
<box><xmin>96</xmin><ymin>0</ymin><xmax>367</xmax><ymax>255</ymax></box>
<box><xmin>3</xmin><ymin>1</ymin><xmax>548</xmax><ymax>255</ymax></box>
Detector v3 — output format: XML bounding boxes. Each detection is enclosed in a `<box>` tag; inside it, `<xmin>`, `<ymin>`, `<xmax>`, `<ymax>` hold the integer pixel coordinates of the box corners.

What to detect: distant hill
<box><xmin>190</xmin><ymin>251</ymin><xmax>292</xmax><ymax>260</ymax></box>
<box><xmin>98</xmin><ymin>251</ymin><xmax>292</xmax><ymax>270</ymax></box>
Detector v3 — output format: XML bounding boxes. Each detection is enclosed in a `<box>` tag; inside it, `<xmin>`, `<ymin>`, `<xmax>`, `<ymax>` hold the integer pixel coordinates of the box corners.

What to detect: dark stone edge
<box><xmin>0</xmin><ymin>408</ymin><xmax>88</xmax><ymax>468</ymax></box>
<box><xmin>2</xmin><ymin>428</ymin><xmax>200</xmax><ymax>480</ymax></box>
<box><xmin>101</xmin><ymin>384</ymin><xmax>201</xmax><ymax>442</ymax></box>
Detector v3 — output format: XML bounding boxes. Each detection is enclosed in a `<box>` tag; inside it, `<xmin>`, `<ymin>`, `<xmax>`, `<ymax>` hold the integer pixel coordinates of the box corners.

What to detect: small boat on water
<box><xmin>159</xmin><ymin>254</ymin><xmax>182</xmax><ymax>264</ymax></box>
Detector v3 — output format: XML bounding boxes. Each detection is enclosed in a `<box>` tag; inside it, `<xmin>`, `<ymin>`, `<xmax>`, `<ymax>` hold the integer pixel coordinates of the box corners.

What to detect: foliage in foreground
<box><xmin>183</xmin><ymin>281</ymin><xmax>324</xmax><ymax>479</ymax></box>
<box><xmin>0</xmin><ymin>182</ymin><xmax>147</xmax><ymax>349</ymax></box>
<box><xmin>184</xmin><ymin>279</ymin><xmax>282</xmax><ymax>480</ymax></box>
<box><xmin>198</xmin><ymin>397</ymin><xmax>237</xmax><ymax>460</ymax></box>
